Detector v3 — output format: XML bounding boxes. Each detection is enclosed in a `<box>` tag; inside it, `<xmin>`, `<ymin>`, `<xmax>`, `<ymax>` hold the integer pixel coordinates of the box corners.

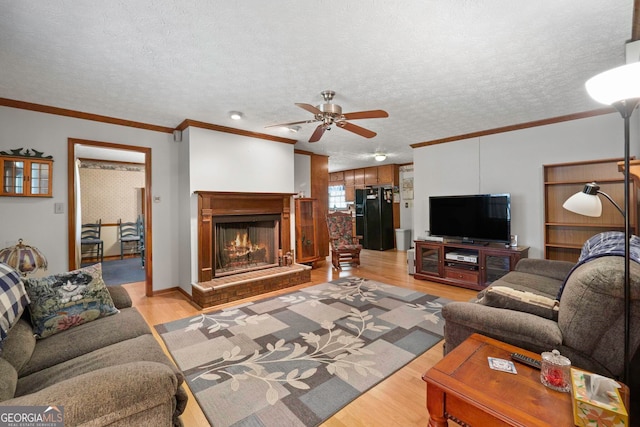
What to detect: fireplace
<box><xmin>214</xmin><ymin>214</ymin><xmax>280</xmax><ymax>277</ymax></box>
<box><xmin>193</xmin><ymin>191</ymin><xmax>309</xmax><ymax>308</ymax></box>
<box><xmin>195</xmin><ymin>191</ymin><xmax>293</xmax><ymax>282</ymax></box>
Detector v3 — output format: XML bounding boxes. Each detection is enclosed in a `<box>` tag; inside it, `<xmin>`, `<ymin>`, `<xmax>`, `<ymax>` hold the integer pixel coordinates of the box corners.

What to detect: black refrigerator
<box><xmin>355</xmin><ymin>187</ymin><xmax>394</xmax><ymax>251</ymax></box>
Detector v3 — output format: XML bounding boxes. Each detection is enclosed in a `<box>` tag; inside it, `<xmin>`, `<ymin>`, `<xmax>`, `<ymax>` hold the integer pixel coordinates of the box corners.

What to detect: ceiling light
<box><xmin>374</xmin><ymin>153</ymin><xmax>386</xmax><ymax>162</ymax></box>
<box><xmin>287</xmin><ymin>126</ymin><xmax>301</xmax><ymax>133</ymax></box>
<box><xmin>229</xmin><ymin>111</ymin><xmax>243</xmax><ymax>120</ymax></box>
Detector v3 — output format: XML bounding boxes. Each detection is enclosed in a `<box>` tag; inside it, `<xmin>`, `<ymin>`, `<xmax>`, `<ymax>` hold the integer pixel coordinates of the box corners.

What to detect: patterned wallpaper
<box><xmin>79</xmin><ymin>160</ymin><xmax>144</xmax><ymax>225</ymax></box>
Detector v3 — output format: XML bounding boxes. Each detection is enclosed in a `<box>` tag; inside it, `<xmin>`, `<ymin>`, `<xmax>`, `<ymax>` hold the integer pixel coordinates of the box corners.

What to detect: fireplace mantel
<box><xmin>196</xmin><ymin>191</ymin><xmax>295</xmax><ymax>282</ymax></box>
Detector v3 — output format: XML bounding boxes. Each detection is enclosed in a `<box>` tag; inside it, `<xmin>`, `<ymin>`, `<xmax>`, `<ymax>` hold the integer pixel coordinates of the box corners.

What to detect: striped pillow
<box><xmin>0</xmin><ymin>263</ymin><xmax>30</xmax><ymax>349</ymax></box>
<box><xmin>477</xmin><ymin>285</ymin><xmax>559</xmax><ymax>320</ymax></box>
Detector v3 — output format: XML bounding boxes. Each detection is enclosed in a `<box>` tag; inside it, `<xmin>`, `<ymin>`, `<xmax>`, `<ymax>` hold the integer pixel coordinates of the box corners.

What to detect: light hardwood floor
<box><xmin>123</xmin><ymin>249</ymin><xmax>477</xmax><ymax>427</ymax></box>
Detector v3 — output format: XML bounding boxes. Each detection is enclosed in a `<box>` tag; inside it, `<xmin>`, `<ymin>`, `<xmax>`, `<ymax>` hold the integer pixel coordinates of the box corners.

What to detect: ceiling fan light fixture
<box><xmin>287</xmin><ymin>126</ymin><xmax>301</xmax><ymax>133</ymax></box>
<box><xmin>374</xmin><ymin>153</ymin><xmax>387</xmax><ymax>162</ymax></box>
<box><xmin>229</xmin><ymin>111</ymin><xmax>243</xmax><ymax>120</ymax></box>
<box><xmin>265</xmin><ymin>90</ymin><xmax>388</xmax><ymax>143</ymax></box>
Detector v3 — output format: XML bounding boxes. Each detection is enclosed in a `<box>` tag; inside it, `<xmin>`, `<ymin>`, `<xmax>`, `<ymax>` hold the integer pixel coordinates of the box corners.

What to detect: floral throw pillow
<box><xmin>23</xmin><ymin>263</ymin><xmax>118</xmax><ymax>339</ymax></box>
<box><xmin>0</xmin><ymin>262</ymin><xmax>30</xmax><ymax>349</ymax></box>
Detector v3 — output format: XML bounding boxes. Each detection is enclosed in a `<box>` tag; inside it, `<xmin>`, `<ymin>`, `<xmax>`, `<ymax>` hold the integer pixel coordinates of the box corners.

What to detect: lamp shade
<box><xmin>0</xmin><ymin>239</ymin><xmax>48</xmax><ymax>276</ymax></box>
<box><xmin>374</xmin><ymin>153</ymin><xmax>386</xmax><ymax>162</ymax></box>
<box><xmin>585</xmin><ymin>62</ymin><xmax>640</xmax><ymax>105</ymax></box>
<box><xmin>562</xmin><ymin>191</ymin><xmax>602</xmax><ymax>217</ymax></box>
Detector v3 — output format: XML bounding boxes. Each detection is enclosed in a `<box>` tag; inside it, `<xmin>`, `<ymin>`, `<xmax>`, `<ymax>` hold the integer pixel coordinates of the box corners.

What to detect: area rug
<box><xmin>155</xmin><ymin>277</ymin><xmax>450</xmax><ymax>427</ymax></box>
<box><xmin>99</xmin><ymin>258</ymin><xmax>145</xmax><ymax>286</ymax></box>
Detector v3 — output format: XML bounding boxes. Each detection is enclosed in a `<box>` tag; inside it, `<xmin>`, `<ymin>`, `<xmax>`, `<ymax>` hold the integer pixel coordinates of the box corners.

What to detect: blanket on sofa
<box><xmin>557</xmin><ymin>231</ymin><xmax>640</xmax><ymax>298</ymax></box>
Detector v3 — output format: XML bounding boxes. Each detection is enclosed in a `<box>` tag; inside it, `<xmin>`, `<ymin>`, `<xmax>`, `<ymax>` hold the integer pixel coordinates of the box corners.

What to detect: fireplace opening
<box><xmin>214</xmin><ymin>214</ymin><xmax>280</xmax><ymax>277</ymax></box>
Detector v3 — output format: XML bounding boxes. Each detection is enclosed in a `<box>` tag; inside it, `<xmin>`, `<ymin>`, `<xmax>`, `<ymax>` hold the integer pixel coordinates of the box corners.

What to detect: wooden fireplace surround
<box><xmin>196</xmin><ymin>191</ymin><xmax>294</xmax><ymax>282</ymax></box>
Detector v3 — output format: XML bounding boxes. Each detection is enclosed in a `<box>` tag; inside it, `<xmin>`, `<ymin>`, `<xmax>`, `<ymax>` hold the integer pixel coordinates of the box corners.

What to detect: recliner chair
<box><xmin>442</xmin><ymin>232</ymin><xmax>640</xmax><ymax>418</ymax></box>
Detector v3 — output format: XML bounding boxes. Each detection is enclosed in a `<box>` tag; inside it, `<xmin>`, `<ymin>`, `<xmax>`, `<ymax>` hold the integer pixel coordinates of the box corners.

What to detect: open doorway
<box><xmin>67</xmin><ymin>138</ymin><xmax>153</xmax><ymax>297</ymax></box>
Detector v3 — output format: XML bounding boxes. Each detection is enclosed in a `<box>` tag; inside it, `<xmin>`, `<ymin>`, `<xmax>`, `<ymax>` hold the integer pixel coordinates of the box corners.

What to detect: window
<box><xmin>328</xmin><ymin>185</ymin><xmax>347</xmax><ymax>210</ymax></box>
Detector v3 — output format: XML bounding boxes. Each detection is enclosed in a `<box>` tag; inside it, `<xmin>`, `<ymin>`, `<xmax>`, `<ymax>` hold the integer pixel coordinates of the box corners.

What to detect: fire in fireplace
<box><xmin>214</xmin><ymin>214</ymin><xmax>280</xmax><ymax>277</ymax></box>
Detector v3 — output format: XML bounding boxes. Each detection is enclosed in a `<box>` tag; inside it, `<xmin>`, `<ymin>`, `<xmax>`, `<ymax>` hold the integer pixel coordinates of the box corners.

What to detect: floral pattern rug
<box><xmin>155</xmin><ymin>277</ymin><xmax>450</xmax><ymax>427</ymax></box>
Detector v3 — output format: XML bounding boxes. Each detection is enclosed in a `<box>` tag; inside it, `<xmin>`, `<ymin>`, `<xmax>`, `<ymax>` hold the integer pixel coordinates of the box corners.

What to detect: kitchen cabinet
<box><xmin>377</xmin><ymin>164</ymin><xmax>395</xmax><ymax>184</ymax></box>
<box><xmin>364</xmin><ymin>167</ymin><xmax>378</xmax><ymax>185</ymax></box>
<box><xmin>330</xmin><ymin>171</ymin><xmax>344</xmax><ymax>183</ymax></box>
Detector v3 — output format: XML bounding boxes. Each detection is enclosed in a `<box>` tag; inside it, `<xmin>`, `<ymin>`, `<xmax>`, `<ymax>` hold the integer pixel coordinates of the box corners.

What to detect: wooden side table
<box><xmin>422</xmin><ymin>334</ymin><xmax>629</xmax><ymax>427</ymax></box>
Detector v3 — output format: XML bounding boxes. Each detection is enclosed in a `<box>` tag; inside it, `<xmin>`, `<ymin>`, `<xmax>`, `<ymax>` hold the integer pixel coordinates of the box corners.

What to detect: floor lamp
<box><xmin>579</xmin><ymin>61</ymin><xmax>640</xmax><ymax>385</ymax></box>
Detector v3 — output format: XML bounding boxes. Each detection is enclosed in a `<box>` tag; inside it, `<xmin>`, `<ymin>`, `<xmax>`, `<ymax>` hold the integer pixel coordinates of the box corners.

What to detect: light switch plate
<box><xmin>54</xmin><ymin>202</ymin><xmax>64</xmax><ymax>214</ymax></box>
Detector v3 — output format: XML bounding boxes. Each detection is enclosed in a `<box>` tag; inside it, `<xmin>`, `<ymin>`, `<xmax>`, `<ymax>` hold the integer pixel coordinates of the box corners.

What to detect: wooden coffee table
<box><xmin>422</xmin><ymin>333</ymin><xmax>628</xmax><ymax>426</ymax></box>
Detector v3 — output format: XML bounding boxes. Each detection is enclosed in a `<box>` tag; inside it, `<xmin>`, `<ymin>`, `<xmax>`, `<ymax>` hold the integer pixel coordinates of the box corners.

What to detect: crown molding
<box><xmin>410</xmin><ymin>107</ymin><xmax>615</xmax><ymax>148</ymax></box>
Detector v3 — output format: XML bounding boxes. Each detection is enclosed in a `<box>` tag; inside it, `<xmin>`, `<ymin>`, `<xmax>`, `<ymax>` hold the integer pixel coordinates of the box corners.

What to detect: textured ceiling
<box><xmin>0</xmin><ymin>1</ymin><xmax>634</xmax><ymax>171</ymax></box>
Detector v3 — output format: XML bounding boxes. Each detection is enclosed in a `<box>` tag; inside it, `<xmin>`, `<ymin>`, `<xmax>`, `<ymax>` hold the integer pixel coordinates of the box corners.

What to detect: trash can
<box><xmin>395</xmin><ymin>229</ymin><xmax>412</xmax><ymax>251</ymax></box>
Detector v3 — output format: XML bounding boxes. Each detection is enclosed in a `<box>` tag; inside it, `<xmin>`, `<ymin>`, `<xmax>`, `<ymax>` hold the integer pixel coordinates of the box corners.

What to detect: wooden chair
<box><xmin>118</xmin><ymin>218</ymin><xmax>141</xmax><ymax>259</ymax></box>
<box><xmin>81</xmin><ymin>219</ymin><xmax>103</xmax><ymax>263</ymax></box>
<box><xmin>326</xmin><ymin>211</ymin><xmax>362</xmax><ymax>270</ymax></box>
<box><xmin>137</xmin><ymin>215</ymin><xmax>145</xmax><ymax>267</ymax></box>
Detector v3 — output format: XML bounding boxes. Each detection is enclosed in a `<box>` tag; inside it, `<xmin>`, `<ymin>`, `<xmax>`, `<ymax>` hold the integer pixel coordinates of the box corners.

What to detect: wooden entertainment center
<box><xmin>414</xmin><ymin>240</ymin><xmax>529</xmax><ymax>290</ymax></box>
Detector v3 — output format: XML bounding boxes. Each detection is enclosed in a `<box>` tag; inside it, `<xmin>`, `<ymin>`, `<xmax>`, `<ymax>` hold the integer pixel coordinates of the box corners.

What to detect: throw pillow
<box><xmin>477</xmin><ymin>285</ymin><xmax>559</xmax><ymax>320</ymax></box>
<box><xmin>23</xmin><ymin>263</ymin><xmax>118</xmax><ymax>339</ymax></box>
<box><xmin>0</xmin><ymin>263</ymin><xmax>30</xmax><ymax>349</ymax></box>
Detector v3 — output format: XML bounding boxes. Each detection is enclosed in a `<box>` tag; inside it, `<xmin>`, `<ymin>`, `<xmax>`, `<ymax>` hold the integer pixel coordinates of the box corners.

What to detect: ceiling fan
<box><xmin>266</xmin><ymin>90</ymin><xmax>389</xmax><ymax>143</ymax></box>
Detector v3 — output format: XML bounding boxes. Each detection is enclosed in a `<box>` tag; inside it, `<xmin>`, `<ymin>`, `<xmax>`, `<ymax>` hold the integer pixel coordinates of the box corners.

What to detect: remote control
<box><xmin>510</xmin><ymin>353</ymin><xmax>542</xmax><ymax>370</ymax></box>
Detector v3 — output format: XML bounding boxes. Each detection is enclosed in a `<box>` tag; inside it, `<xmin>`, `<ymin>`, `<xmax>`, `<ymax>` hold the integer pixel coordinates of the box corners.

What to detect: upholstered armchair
<box><xmin>326</xmin><ymin>211</ymin><xmax>362</xmax><ymax>270</ymax></box>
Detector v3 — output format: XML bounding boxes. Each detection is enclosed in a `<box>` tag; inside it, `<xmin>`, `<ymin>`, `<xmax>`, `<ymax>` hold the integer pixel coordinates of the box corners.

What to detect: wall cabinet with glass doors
<box><xmin>1</xmin><ymin>151</ymin><xmax>53</xmax><ymax>197</ymax></box>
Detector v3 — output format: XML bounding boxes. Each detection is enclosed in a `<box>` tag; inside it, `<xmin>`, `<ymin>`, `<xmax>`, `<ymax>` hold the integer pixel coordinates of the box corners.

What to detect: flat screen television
<box><xmin>429</xmin><ymin>193</ymin><xmax>511</xmax><ymax>244</ymax></box>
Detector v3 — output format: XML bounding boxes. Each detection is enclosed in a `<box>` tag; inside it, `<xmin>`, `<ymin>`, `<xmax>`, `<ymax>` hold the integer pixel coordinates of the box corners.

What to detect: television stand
<box><xmin>413</xmin><ymin>240</ymin><xmax>529</xmax><ymax>290</ymax></box>
<box><xmin>459</xmin><ymin>239</ymin><xmax>489</xmax><ymax>246</ymax></box>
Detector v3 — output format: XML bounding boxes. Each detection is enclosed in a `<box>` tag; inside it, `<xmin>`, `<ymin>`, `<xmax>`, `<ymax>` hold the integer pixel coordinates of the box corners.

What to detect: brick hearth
<box><xmin>192</xmin><ymin>264</ymin><xmax>311</xmax><ymax>309</ymax></box>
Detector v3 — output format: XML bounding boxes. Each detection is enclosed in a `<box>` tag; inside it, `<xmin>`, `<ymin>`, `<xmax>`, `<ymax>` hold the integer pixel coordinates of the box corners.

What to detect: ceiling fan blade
<box><xmin>309</xmin><ymin>124</ymin><xmax>326</xmax><ymax>142</ymax></box>
<box><xmin>342</xmin><ymin>110</ymin><xmax>389</xmax><ymax>120</ymax></box>
<box><xmin>337</xmin><ymin>121</ymin><xmax>377</xmax><ymax>138</ymax></box>
<box><xmin>264</xmin><ymin>119</ymin><xmax>318</xmax><ymax>128</ymax></box>
<box><xmin>295</xmin><ymin>103</ymin><xmax>323</xmax><ymax>115</ymax></box>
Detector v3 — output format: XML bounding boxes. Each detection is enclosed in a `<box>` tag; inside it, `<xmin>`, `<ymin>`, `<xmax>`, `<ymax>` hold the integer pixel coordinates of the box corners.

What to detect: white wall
<box><xmin>184</xmin><ymin>126</ymin><xmax>296</xmax><ymax>292</ymax></box>
<box><xmin>294</xmin><ymin>153</ymin><xmax>311</xmax><ymax>198</ymax></box>
<box><xmin>414</xmin><ymin>112</ymin><xmax>639</xmax><ymax>258</ymax></box>
<box><xmin>188</xmin><ymin>127</ymin><xmax>295</xmax><ymax>193</ymax></box>
<box><xmin>0</xmin><ymin>106</ymin><xmax>181</xmax><ymax>291</ymax></box>
<box><xmin>414</xmin><ymin>137</ymin><xmax>481</xmax><ymax>240</ymax></box>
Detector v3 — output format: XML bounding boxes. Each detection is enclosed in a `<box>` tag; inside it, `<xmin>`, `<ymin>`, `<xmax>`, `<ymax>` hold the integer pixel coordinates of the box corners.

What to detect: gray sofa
<box><xmin>442</xmin><ymin>255</ymin><xmax>640</xmax><ymax>416</ymax></box>
<box><xmin>0</xmin><ymin>285</ymin><xmax>187</xmax><ymax>426</ymax></box>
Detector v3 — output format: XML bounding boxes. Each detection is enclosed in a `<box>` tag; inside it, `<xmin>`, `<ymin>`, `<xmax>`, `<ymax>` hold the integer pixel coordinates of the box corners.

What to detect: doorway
<box><xmin>67</xmin><ymin>138</ymin><xmax>153</xmax><ymax>297</ymax></box>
